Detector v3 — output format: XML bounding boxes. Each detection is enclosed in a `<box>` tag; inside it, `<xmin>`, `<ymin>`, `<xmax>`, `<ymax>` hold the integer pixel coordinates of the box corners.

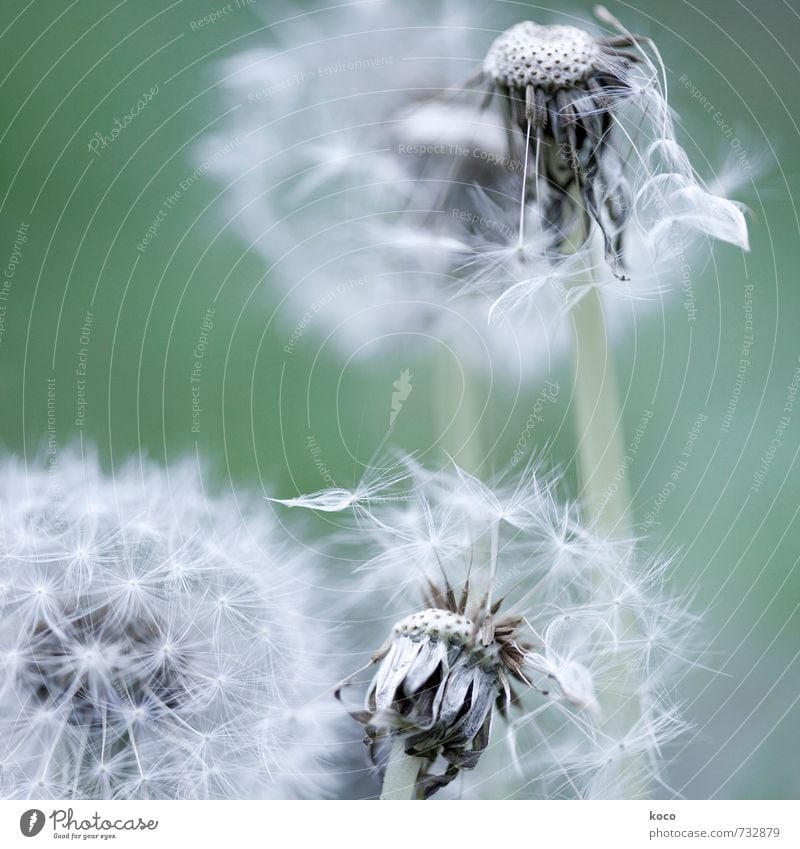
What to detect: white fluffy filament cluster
<box><xmin>0</xmin><ymin>454</ymin><xmax>326</xmax><ymax>799</ymax></box>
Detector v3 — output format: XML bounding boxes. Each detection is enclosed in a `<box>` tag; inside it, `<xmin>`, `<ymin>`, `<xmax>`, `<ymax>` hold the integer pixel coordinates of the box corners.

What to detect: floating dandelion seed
<box><xmin>0</xmin><ymin>453</ymin><xmax>330</xmax><ymax>799</ymax></box>
<box><xmin>275</xmin><ymin>456</ymin><xmax>697</xmax><ymax>798</ymax></box>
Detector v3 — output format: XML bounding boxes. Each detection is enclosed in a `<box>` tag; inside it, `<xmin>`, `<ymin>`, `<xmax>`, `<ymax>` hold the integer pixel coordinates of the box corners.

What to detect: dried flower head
<box><xmin>0</xmin><ymin>452</ymin><xmax>330</xmax><ymax>799</ymax></box>
<box><xmin>481</xmin><ymin>21</ymin><xmax>641</xmax><ymax>271</ymax></box>
<box><xmin>275</xmin><ymin>455</ymin><xmax>697</xmax><ymax>798</ymax></box>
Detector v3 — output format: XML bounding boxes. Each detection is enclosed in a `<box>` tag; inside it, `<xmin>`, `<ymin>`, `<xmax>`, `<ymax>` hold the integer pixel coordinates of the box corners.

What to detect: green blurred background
<box><xmin>0</xmin><ymin>0</ymin><xmax>798</xmax><ymax>798</ymax></box>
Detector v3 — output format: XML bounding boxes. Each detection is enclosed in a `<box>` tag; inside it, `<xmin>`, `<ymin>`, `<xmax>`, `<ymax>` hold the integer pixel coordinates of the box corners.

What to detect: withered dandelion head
<box><xmin>347</xmin><ymin>587</ymin><xmax>531</xmax><ymax>797</ymax></box>
<box><xmin>483</xmin><ymin>23</ymin><xmax>602</xmax><ymax>90</ymax></box>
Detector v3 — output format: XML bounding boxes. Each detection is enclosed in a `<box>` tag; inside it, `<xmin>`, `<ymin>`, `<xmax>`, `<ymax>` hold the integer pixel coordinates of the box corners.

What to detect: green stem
<box><xmin>569</xmin><ymin>247</ymin><xmax>644</xmax><ymax>797</ymax></box>
<box><xmin>380</xmin><ymin>737</ymin><xmax>422</xmax><ymax>800</ymax></box>
<box><xmin>570</xmin><ymin>282</ymin><xmax>631</xmax><ymax>534</ymax></box>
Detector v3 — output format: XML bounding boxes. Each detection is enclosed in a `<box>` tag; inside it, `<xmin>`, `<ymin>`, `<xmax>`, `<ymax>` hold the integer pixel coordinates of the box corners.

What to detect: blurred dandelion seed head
<box><xmin>277</xmin><ymin>456</ymin><xmax>697</xmax><ymax>798</ymax></box>
<box><xmin>205</xmin><ymin>3</ymin><xmax>749</xmax><ymax>369</ymax></box>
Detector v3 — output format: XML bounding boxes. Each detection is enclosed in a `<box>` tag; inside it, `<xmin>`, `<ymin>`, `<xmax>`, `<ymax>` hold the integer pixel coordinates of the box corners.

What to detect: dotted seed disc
<box><xmin>393</xmin><ymin>608</ymin><xmax>473</xmax><ymax>643</ymax></box>
<box><xmin>484</xmin><ymin>22</ymin><xmax>599</xmax><ymax>89</ymax></box>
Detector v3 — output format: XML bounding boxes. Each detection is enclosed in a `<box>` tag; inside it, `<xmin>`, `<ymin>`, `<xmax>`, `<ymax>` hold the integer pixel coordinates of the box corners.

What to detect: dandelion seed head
<box><xmin>354</xmin><ymin>592</ymin><xmax>530</xmax><ymax>796</ymax></box>
<box><xmin>392</xmin><ymin>608</ymin><xmax>472</xmax><ymax>643</ymax></box>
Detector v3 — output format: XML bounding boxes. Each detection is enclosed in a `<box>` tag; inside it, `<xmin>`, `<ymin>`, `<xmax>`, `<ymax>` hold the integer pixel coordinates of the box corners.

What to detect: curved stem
<box><xmin>380</xmin><ymin>737</ymin><xmax>422</xmax><ymax>800</ymax></box>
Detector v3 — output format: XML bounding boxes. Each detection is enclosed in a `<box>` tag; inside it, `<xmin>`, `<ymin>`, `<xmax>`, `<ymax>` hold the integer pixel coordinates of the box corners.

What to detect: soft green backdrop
<box><xmin>1</xmin><ymin>0</ymin><xmax>798</xmax><ymax>798</ymax></box>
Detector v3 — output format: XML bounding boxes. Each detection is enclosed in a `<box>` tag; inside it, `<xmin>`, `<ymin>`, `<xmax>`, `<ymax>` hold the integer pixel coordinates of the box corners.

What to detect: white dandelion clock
<box><xmin>0</xmin><ymin>452</ymin><xmax>332</xmax><ymax>799</ymax></box>
<box><xmin>275</xmin><ymin>456</ymin><xmax>696</xmax><ymax>798</ymax></box>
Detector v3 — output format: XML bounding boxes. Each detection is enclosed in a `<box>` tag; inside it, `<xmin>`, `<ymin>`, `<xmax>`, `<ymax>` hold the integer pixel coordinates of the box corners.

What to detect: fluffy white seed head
<box><xmin>0</xmin><ymin>452</ymin><xmax>331</xmax><ymax>799</ymax></box>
